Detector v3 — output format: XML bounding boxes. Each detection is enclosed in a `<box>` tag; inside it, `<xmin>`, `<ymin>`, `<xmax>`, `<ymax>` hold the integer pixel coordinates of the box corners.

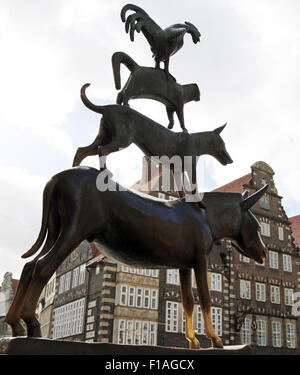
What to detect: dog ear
<box><xmin>214</xmin><ymin>123</ymin><xmax>227</xmax><ymax>134</ymax></box>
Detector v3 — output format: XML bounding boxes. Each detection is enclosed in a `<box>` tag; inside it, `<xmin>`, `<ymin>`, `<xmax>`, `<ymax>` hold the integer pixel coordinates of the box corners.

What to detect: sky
<box><xmin>0</xmin><ymin>0</ymin><xmax>300</xmax><ymax>282</ymax></box>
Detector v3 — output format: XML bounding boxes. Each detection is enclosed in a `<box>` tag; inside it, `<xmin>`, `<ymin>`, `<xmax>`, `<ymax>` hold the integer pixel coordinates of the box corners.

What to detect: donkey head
<box><xmin>233</xmin><ymin>185</ymin><xmax>269</xmax><ymax>263</ymax></box>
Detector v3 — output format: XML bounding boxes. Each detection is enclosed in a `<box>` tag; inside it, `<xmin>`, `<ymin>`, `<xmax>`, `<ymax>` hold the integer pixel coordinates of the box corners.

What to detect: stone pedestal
<box><xmin>0</xmin><ymin>337</ymin><xmax>252</xmax><ymax>355</ymax></box>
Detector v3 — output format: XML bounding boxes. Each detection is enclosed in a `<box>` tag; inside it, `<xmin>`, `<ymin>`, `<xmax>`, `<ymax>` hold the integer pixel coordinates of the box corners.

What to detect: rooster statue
<box><xmin>121</xmin><ymin>4</ymin><xmax>201</xmax><ymax>75</ymax></box>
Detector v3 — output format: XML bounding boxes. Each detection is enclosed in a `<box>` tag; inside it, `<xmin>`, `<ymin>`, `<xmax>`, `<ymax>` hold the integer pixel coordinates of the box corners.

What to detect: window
<box><xmin>58</xmin><ymin>274</ymin><xmax>65</xmax><ymax>294</ymax></box>
<box><xmin>126</xmin><ymin>320</ymin><xmax>133</xmax><ymax>345</ymax></box>
<box><xmin>115</xmin><ymin>320</ymin><xmax>157</xmax><ymax>346</ymax></box>
<box><xmin>52</xmin><ymin>298</ymin><xmax>85</xmax><ymax>339</ymax></box>
<box><xmin>269</xmin><ymin>251</ymin><xmax>279</xmax><ymax>269</ymax></box>
<box><xmin>211</xmin><ymin>307</ymin><xmax>222</xmax><ymax>336</ymax></box>
<box><xmin>128</xmin><ymin>287</ymin><xmax>135</xmax><ymax>307</ymax></box>
<box><xmin>149</xmin><ymin>323</ymin><xmax>157</xmax><ymax>346</ymax></box>
<box><xmin>283</xmin><ymin>254</ymin><xmax>292</xmax><ymax>272</ymax></box>
<box><xmin>158</xmin><ymin>192</ymin><xmax>165</xmax><ymax>199</ymax></box>
<box><xmin>167</xmin><ymin>269</ymin><xmax>179</xmax><ymax>285</ymax></box>
<box><xmin>121</xmin><ymin>265</ymin><xmax>129</xmax><ymax>272</ymax></box>
<box><xmin>166</xmin><ymin>301</ymin><xmax>178</xmax><ymax>332</ymax></box>
<box><xmin>257</xmin><ymin>320</ymin><xmax>267</xmax><ymax>346</ymax></box>
<box><xmin>136</xmin><ymin>288</ymin><xmax>143</xmax><ymax>308</ymax></box>
<box><xmin>256</xmin><ymin>283</ymin><xmax>266</xmax><ymax>302</ymax></box>
<box><xmin>79</xmin><ymin>264</ymin><xmax>86</xmax><ymax>285</ymax></box>
<box><xmin>135</xmin><ymin>321</ymin><xmax>142</xmax><ymax>345</ymax></box>
<box><xmin>272</xmin><ymin>321</ymin><xmax>282</xmax><ymax>347</ymax></box>
<box><xmin>284</xmin><ymin>288</ymin><xmax>293</xmax><ymax>306</ymax></box>
<box><xmin>286</xmin><ymin>323</ymin><xmax>296</xmax><ymax>348</ymax></box>
<box><xmin>260</xmin><ymin>196</ymin><xmax>269</xmax><ymax>210</ymax></box>
<box><xmin>152</xmin><ymin>269</ymin><xmax>159</xmax><ymax>278</ymax></box>
<box><xmin>240</xmin><ymin>255</ymin><xmax>250</xmax><ymax>263</ymax></box>
<box><xmin>261</xmin><ymin>222</ymin><xmax>270</xmax><ymax>237</ymax></box>
<box><xmin>151</xmin><ymin>289</ymin><xmax>158</xmax><ymax>310</ymax></box>
<box><xmin>129</xmin><ymin>268</ymin><xmax>136</xmax><ymax>274</ymax></box>
<box><xmin>182</xmin><ymin>306</ymin><xmax>186</xmax><ymax>334</ymax></box>
<box><xmin>197</xmin><ymin>306</ymin><xmax>205</xmax><ymax>335</ymax></box>
<box><xmin>120</xmin><ymin>285</ymin><xmax>127</xmax><ymax>306</ymax></box>
<box><xmin>278</xmin><ymin>227</ymin><xmax>284</xmax><ymax>241</ymax></box>
<box><xmin>270</xmin><ymin>286</ymin><xmax>280</xmax><ymax>304</ymax></box>
<box><xmin>241</xmin><ymin>318</ymin><xmax>251</xmax><ymax>345</ymax></box>
<box><xmin>143</xmin><ymin>289</ymin><xmax>150</xmax><ymax>308</ymax></box>
<box><xmin>240</xmin><ymin>280</ymin><xmax>251</xmax><ymax>299</ymax></box>
<box><xmin>64</xmin><ymin>271</ymin><xmax>71</xmax><ymax>291</ymax></box>
<box><xmin>72</xmin><ymin>267</ymin><xmax>79</xmax><ymax>288</ymax></box>
<box><xmin>211</xmin><ymin>273</ymin><xmax>222</xmax><ymax>292</ymax></box>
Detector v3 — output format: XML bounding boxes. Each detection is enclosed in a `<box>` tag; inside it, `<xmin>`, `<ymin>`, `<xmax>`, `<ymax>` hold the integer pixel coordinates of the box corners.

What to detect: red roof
<box><xmin>90</xmin><ymin>243</ymin><xmax>101</xmax><ymax>258</ymax></box>
<box><xmin>212</xmin><ymin>173</ymin><xmax>251</xmax><ymax>194</ymax></box>
<box><xmin>289</xmin><ymin>215</ymin><xmax>300</xmax><ymax>248</ymax></box>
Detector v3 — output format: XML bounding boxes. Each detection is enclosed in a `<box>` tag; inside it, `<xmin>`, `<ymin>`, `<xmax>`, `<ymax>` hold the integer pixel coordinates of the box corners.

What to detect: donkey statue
<box><xmin>5</xmin><ymin>166</ymin><xmax>268</xmax><ymax>349</ymax></box>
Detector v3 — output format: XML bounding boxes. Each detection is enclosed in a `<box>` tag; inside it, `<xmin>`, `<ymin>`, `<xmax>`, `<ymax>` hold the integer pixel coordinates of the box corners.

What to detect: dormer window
<box><xmin>260</xmin><ymin>196</ymin><xmax>269</xmax><ymax>210</ymax></box>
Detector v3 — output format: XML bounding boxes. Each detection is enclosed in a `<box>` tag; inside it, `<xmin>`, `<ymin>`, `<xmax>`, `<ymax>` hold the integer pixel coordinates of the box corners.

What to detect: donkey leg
<box><xmin>194</xmin><ymin>259</ymin><xmax>223</xmax><ymax>348</ymax></box>
<box><xmin>21</xmin><ymin>229</ymin><xmax>81</xmax><ymax>337</ymax></box>
<box><xmin>179</xmin><ymin>269</ymin><xmax>200</xmax><ymax>349</ymax></box>
<box><xmin>5</xmin><ymin>210</ymin><xmax>61</xmax><ymax>336</ymax></box>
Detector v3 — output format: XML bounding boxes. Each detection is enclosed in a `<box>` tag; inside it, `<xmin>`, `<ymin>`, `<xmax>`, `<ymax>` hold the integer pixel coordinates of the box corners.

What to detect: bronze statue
<box><xmin>112</xmin><ymin>51</ymin><xmax>200</xmax><ymax>132</ymax></box>
<box><xmin>72</xmin><ymin>84</ymin><xmax>232</xmax><ymax>195</ymax></box>
<box><xmin>5</xmin><ymin>166</ymin><xmax>268</xmax><ymax>350</ymax></box>
<box><xmin>121</xmin><ymin>4</ymin><xmax>201</xmax><ymax>74</ymax></box>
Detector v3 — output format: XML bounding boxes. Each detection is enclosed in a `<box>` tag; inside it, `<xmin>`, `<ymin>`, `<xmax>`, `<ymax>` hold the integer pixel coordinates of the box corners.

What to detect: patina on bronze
<box><xmin>5</xmin><ymin>166</ymin><xmax>268</xmax><ymax>350</ymax></box>
<box><xmin>112</xmin><ymin>51</ymin><xmax>200</xmax><ymax>132</ymax></box>
<box><xmin>72</xmin><ymin>84</ymin><xmax>232</xmax><ymax>195</ymax></box>
<box><xmin>120</xmin><ymin>4</ymin><xmax>201</xmax><ymax>74</ymax></box>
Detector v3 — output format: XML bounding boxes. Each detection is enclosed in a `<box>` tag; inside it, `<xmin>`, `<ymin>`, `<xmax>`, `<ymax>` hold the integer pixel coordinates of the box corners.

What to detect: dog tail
<box><xmin>80</xmin><ymin>83</ymin><xmax>106</xmax><ymax>115</ymax></box>
<box><xmin>112</xmin><ymin>52</ymin><xmax>138</xmax><ymax>90</ymax></box>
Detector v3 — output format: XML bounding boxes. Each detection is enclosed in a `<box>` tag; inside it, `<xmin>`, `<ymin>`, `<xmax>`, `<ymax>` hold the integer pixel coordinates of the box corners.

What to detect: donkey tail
<box><xmin>21</xmin><ymin>178</ymin><xmax>56</xmax><ymax>258</ymax></box>
<box><xmin>112</xmin><ymin>52</ymin><xmax>138</xmax><ymax>90</ymax></box>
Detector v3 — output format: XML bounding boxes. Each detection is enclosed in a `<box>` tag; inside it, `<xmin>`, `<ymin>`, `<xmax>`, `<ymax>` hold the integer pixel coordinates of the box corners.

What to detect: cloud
<box><xmin>0</xmin><ymin>0</ymin><xmax>300</xmax><ymax>282</ymax></box>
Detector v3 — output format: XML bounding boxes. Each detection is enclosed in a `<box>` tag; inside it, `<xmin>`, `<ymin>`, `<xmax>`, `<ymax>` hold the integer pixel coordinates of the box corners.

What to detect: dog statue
<box><xmin>112</xmin><ymin>51</ymin><xmax>200</xmax><ymax>132</ymax></box>
<box><xmin>72</xmin><ymin>84</ymin><xmax>232</xmax><ymax>196</ymax></box>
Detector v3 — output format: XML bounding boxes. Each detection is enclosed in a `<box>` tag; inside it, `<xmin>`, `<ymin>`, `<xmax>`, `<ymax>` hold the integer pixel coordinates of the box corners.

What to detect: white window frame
<box><xmin>167</xmin><ymin>269</ymin><xmax>180</xmax><ymax>285</ymax></box>
<box><xmin>240</xmin><ymin>280</ymin><xmax>251</xmax><ymax>300</ymax></box>
<box><xmin>240</xmin><ymin>254</ymin><xmax>250</xmax><ymax>263</ymax></box>
<box><xmin>284</xmin><ymin>288</ymin><xmax>293</xmax><ymax>306</ymax></box>
<box><xmin>278</xmin><ymin>227</ymin><xmax>284</xmax><ymax>241</ymax></box>
<box><xmin>261</xmin><ymin>222</ymin><xmax>270</xmax><ymax>237</ymax></box>
<box><xmin>270</xmin><ymin>285</ymin><xmax>280</xmax><ymax>304</ymax></box>
<box><xmin>136</xmin><ymin>287</ymin><xmax>143</xmax><ymax>308</ymax></box>
<box><xmin>58</xmin><ymin>274</ymin><xmax>65</xmax><ymax>294</ymax></box>
<box><xmin>151</xmin><ymin>289</ymin><xmax>158</xmax><ymax>310</ymax></box>
<box><xmin>211</xmin><ymin>307</ymin><xmax>222</xmax><ymax>336</ymax></box>
<box><xmin>286</xmin><ymin>322</ymin><xmax>296</xmax><ymax>349</ymax></box>
<box><xmin>272</xmin><ymin>321</ymin><xmax>282</xmax><ymax>348</ymax></box>
<box><xmin>283</xmin><ymin>254</ymin><xmax>292</xmax><ymax>272</ymax></box>
<box><xmin>64</xmin><ymin>271</ymin><xmax>71</xmax><ymax>291</ymax></box>
<box><xmin>257</xmin><ymin>320</ymin><xmax>267</xmax><ymax>346</ymax></box>
<box><xmin>211</xmin><ymin>273</ymin><xmax>222</xmax><ymax>292</ymax></box>
<box><xmin>143</xmin><ymin>288</ymin><xmax>150</xmax><ymax>309</ymax></box>
<box><xmin>79</xmin><ymin>264</ymin><xmax>86</xmax><ymax>285</ymax></box>
<box><xmin>128</xmin><ymin>287</ymin><xmax>135</xmax><ymax>307</ymax></box>
<box><xmin>269</xmin><ymin>251</ymin><xmax>279</xmax><ymax>269</ymax></box>
<box><xmin>166</xmin><ymin>301</ymin><xmax>178</xmax><ymax>333</ymax></box>
<box><xmin>120</xmin><ymin>285</ymin><xmax>128</xmax><ymax>306</ymax></box>
<box><xmin>256</xmin><ymin>282</ymin><xmax>266</xmax><ymax>302</ymax></box>
<box><xmin>241</xmin><ymin>317</ymin><xmax>251</xmax><ymax>345</ymax></box>
<box><xmin>72</xmin><ymin>267</ymin><xmax>79</xmax><ymax>288</ymax></box>
<box><xmin>197</xmin><ymin>306</ymin><xmax>205</xmax><ymax>335</ymax></box>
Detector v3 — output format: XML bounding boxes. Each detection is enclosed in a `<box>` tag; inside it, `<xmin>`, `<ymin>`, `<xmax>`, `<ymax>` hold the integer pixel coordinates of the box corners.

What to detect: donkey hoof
<box><xmin>189</xmin><ymin>339</ymin><xmax>201</xmax><ymax>349</ymax></box>
<box><xmin>212</xmin><ymin>336</ymin><xmax>223</xmax><ymax>348</ymax></box>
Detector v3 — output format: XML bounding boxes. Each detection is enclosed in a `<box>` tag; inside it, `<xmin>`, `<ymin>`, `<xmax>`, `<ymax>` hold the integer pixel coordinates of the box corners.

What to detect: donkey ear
<box><xmin>214</xmin><ymin>123</ymin><xmax>227</xmax><ymax>134</ymax></box>
<box><xmin>240</xmin><ymin>185</ymin><xmax>269</xmax><ymax>211</ymax></box>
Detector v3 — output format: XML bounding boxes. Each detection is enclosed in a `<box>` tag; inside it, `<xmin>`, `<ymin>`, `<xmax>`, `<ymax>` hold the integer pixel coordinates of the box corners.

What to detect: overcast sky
<box><xmin>1</xmin><ymin>0</ymin><xmax>300</xmax><ymax>282</ymax></box>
